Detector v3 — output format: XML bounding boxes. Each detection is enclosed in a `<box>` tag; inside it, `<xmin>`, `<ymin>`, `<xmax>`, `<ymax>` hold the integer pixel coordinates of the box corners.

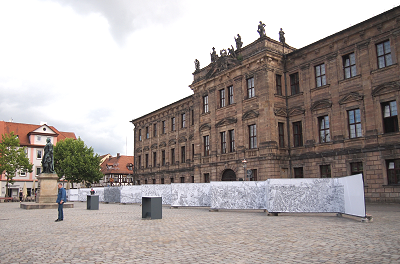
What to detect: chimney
<box><xmin>117</xmin><ymin>153</ymin><xmax>120</xmax><ymax>158</ymax></box>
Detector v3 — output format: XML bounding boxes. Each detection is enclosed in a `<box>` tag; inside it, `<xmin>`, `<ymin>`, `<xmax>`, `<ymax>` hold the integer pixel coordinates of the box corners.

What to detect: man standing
<box><xmin>55</xmin><ymin>183</ymin><xmax>66</xmax><ymax>222</ymax></box>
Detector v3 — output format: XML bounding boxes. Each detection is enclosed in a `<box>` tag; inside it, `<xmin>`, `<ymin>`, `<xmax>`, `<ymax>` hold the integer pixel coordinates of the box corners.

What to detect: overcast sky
<box><xmin>0</xmin><ymin>1</ymin><xmax>399</xmax><ymax>156</ymax></box>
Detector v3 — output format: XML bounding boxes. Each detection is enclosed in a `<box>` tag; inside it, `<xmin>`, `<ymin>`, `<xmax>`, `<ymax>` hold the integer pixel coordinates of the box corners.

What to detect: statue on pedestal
<box><xmin>234</xmin><ymin>34</ymin><xmax>243</xmax><ymax>49</ymax></box>
<box><xmin>194</xmin><ymin>59</ymin><xmax>200</xmax><ymax>71</ymax></box>
<box><xmin>279</xmin><ymin>28</ymin><xmax>285</xmax><ymax>44</ymax></box>
<box><xmin>257</xmin><ymin>21</ymin><xmax>266</xmax><ymax>38</ymax></box>
<box><xmin>210</xmin><ymin>47</ymin><xmax>218</xmax><ymax>63</ymax></box>
<box><xmin>42</xmin><ymin>138</ymin><xmax>55</xmax><ymax>173</ymax></box>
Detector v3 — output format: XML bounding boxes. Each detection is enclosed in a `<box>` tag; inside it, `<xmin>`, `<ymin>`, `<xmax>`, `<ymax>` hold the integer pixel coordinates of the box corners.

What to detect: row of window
<box><xmin>294</xmin><ymin>159</ymin><xmax>400</xmax><ymax>185</ymax></box>
<box><xmin>138</xmin><ymin>111</ymin><xmax>195</xmax><ymax>141</ymax></box>
<box><xmin>277</xmin><ymin>40</ymin><xmax>393</xmax><ymax>96</ymax></box>
<box><xmin>137</xmin><ymin>176</ymin><xmax>195</xmax><ymax>185</ymax></box>
<box><xmin>283</xmin><ymin>101</ymin><xmax>398</xmax><ymax>147</ymax></box>
<box><xmin>138</xmin><ymin>144</ymin><xmax>195</xmax><ymax>168</ymax></box>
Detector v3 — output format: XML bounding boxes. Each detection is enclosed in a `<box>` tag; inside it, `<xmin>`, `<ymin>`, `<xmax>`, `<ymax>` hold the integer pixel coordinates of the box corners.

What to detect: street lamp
<box><xmin>242</xmin><ymin>159</ymin><xmax>247</xmax><ymax>181</ymax></box>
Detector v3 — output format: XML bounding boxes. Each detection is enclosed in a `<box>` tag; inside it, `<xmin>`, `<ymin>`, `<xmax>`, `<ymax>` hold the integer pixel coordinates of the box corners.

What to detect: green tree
<box><xmin>54</xmin><ymin>138</ymin><xmax>103</xmax><ymax>187</ymax></box>
<box><xmin>0</xmin><ymin>132</ymin><xmax>33</xmax><ymax>197</ymax></box>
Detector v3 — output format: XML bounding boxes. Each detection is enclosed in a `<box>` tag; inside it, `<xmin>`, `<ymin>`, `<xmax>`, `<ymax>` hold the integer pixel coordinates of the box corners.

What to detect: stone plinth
<box><xmin>37</xmin><ymin>173</ymin><xmax>59</xmax><ymax>203</ymax></box>
<box><xmin>20</xmin><ymin>202</ymin><xmax>74</xmax><ymax>210</ymax></box>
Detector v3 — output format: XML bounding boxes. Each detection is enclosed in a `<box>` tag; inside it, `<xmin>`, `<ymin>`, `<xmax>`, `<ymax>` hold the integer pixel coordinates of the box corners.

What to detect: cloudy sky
<box><xmin>0</xmin><ymin>1</ymin><xmax>399</xmax><ymax>156</ymax></box>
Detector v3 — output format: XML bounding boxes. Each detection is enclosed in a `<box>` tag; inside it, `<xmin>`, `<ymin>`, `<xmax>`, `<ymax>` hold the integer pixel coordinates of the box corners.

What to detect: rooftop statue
<box><xmin>257</xmin><ymin>21</ymin><xmax>266</xmax><ymax>38</ymax></box>
<box><xmin>234</xmin><ymin>34</ymin><xmax>243</xmax><ymax>49</ymax></box>
<box><xmin>42</xmin><ymin>138</ymin><xmax>55</xmax><ymax>173</ymax></box>
<box><xmin>279</xmin><ymin>28</ymin><xmax>285</xmax><ymax>44</ymax></box>
<box><xmin>220</xmin><ymin>49</ymin><xmax>227</xmax><ymax>57</ymax></box>
<box><xmin>194</xmin><ymin>59</ymin><xmax>200</xmax><ymax>71</ymax></box>
<box><xmin>210</xmin><ymin>47</ymin><xmax>218</xmax><ymax>63</ymax></box>
<box><xmin>228</xmin><ymin>45</ymin><xmax>236</xmax><ymax>58</ymax></box>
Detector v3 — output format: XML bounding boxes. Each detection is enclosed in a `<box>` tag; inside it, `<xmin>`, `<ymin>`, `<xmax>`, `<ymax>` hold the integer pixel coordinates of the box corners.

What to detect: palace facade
<box><xmin>131</xmin><ymin>7</ymin><xmax>400</xmax><ymax>202</ymax></box>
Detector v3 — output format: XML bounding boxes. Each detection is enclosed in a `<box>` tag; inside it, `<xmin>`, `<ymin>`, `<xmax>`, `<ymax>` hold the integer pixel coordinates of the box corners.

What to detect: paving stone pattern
<box><xmin>0</xmin><ymin>202</ymin><xmax>399</xmax><ymax>263</ymax></box>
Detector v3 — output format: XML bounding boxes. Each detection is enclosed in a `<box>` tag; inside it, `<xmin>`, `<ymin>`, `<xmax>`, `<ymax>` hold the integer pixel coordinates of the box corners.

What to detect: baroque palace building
<box><xmin>131</xmin><ymin>7</ymin><xmax>400</xmax><ymax>202</ymax></box>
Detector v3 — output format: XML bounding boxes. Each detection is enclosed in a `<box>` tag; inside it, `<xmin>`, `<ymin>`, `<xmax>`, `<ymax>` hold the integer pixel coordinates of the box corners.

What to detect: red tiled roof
<box><xmin>100</xmin><ymin>155</ymin><xmax>134</xmax><ymax>175</ymax></box>
<box><xmin>0</xmin><ymin>121</ymin><xmax>76</xmax><ymax>146</ymax></box>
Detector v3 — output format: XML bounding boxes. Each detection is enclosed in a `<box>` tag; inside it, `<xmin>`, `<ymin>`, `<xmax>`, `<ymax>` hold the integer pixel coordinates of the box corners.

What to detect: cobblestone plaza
<box><xmin>0</xmin><ymin>202</ymin><xmax>399</xmax><ymax>263</ymax></box>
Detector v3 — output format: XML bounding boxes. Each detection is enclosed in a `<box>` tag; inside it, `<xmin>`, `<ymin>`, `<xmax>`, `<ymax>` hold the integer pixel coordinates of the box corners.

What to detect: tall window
<box><xmin>181</xmin><ymin>146</ymin><xmax>186</xmax><ymax>163</ymax></box>
<box><xmin>152</xmin><ymin>179</ymin><xmax>156</xmax><ymax>184</ymax></box>
<box><xmin>161</xmin><ymin>150</ymin><xmax>165</xmax><ymax>166</ymax></box>
<box><xmin>315</xmin><ymin>64</ymin><xmax>326</xmax><ymax>87</ymax></box>
<box><xmin>145</xmin><ymin>154</ymin><xmax>149</xmax><ymax>168</ymax></box>
<box><xmin>161</xmin><ymin>178</ymin><xmax>164</xmax><ymax>184</ymax></box>
<box><xmin>387</xmin><ymin>159</ymin><xmax>400</xmax><ymax>185</ymax></box>
<box><xmin>181</xmin><ymin>113</ymin><xmax>186</xmax><ymax>128</ymax></box>
<box><xmin>377</xmin><ymin>40</ymin><xmax>392</xmax><ymax>69</ymax></box>
<box><xmin>229</xmin><ymin>129</ymin><xmax>235</xmax><ymax>152</ymax></box>
<box><xmin>221</xmin><ymin>131</ymin><xmax>226</xmax><ymax>154</ymax></box>
<box><xmin>247</xmin><ymin>77</ymin><xmax>255</xmax><ymax>99</ymax></box>
<box><xmin>343</xmin><ymin>53</ymin><xmax>356</xmax><ymax>79</ymax></box>
<box><xmin>191</xmin><ymin>110</ymin><xmax>194</xmax><ymax>125</ymax></box>
<box><xmin>293</xmin><ymin>121</ymin><xmax>303</xmax><ymax>147</ymax></box>
<box><xmin>192</xmin><ymin>144</ymin><xmax>195</xmax><ymax>160</ymax></box>
<box><xmin>278</xmin><ymin>122</ymin><xmax>285</xmax><ymax>148</ymax></box>
<box><xmin>220</xmin><ymin>89</ymin><xmax>225</xmax><ymax>108</ymax></box>
<box><xmin>36</xmin><ymin>167</ymin><xmax>41</xmax><ymax>176</ymax></box>
<box><xmin>180</xmin><ymin>177</ymin><xmax>185</xmax><ymax>183</ymax></box>
<box><xmin>204</xmin><ymin>173</ymin><xmax>210</xmax><ymax>183</ymax></box>
<box><xmin>350</xmin><ymin>162</ymin><xmax>363</xmax><ymax>176</ymax></box>
<box><xmin>320</xmin><ymin>165</ymin><xmax>331</xmax><ymax>178</ymax></box>
<box><xmin>290</xmin><ymin>72</ymin><xmax>299</xmax><ymax>95</ymax></box>
<box><xmin>276</xmin><ymin>74</ymin><xmax>282</xmax><ymax>95</ymax></box>
<box><xmin>153</xmin><ymin>152</ymin><xmax>157</xmax><ymax>167</ymax></box>
<box><xmin>319</xmin><ymin>115</ymin><xmax>330</xmax><ymax>143</ymax></box>
<box><xmin>249</xmin><ymin>124</ymin><xmax>257</xmax><ymax>149</ymax></box>
<box><xmin>171</xmin><ymin>148</ymin><xmax>175</xmax><ymax>164</ymax></box>
<box><xmin>382</xmin><ymin>101</ymin><xmax>398</xmax><ymax>133</ymax></box>
<box><xmin>138</xmin><ymin>155</ymin><xmax>141</xmax><ymax>168</ymax></box>
<box><xmin>170</xmin><ymin>177</ymin><xmax>174</xmax><ymax>183</ymax></box>
<box><xmin>139</xmin><ymin>129</ymin><xmax>142</xmax><ymax>141</ymax></box>
<box><xmin>228</xmin><ymin>85</ymin><xmax>234</xmax><ymax>105</ymax></box>
<box><xmin>249</xmin><ymin>169</ymin><xmax>258</xmax><ymax>181</ymax></box>
<box><xmin>203</xmin><ymin>135</ymin><xmax>210</xmax><ymax>156</ymax></box>
<box><xmin>294</xmin><ymin>167</ymin><xmax>304</xmax><ymax>178</ymax></box>
<box><xmin>162</xmin><ymin>121</ymin><xmax>166</xmax><ymax>134</ymax></box>
<box><xmin>171</xmin><ymin>117</ymin><xmax>176</xmax><ymax>131</ymax></box>
<box><xmin>37</xmin><ymin>150</ymin><xmax>42</xmax><ymax>159</ymax></box>
<box><xmin>348</xmin><ymin>109</ymin><xmax>362</xmax><ymax>138</ymax></box>
<box><xmin>146</xmin><ymin>126</ymin><xmax>149</xmax><ymax>139</ymax></box>
<box><xmin>153</xmin><ymin>123</ymin><xmax>157</xmax><ymax>137</ymax></box>
<box><xmin>203</xmin><ymin>95</ymin><xmax>209</xmax><ymax>113</ymax></box>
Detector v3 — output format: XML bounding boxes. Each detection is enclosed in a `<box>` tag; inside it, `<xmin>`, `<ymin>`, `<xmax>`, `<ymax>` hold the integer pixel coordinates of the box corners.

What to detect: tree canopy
<box><xmin>0</xmin><ymin>132</ymin><xmax>33</xmax><ymax>196</ymax></box>
<box><xmin>54</xmin><ymin>138</ymin><xmax>103</xmax><ymax>186</ymax></box>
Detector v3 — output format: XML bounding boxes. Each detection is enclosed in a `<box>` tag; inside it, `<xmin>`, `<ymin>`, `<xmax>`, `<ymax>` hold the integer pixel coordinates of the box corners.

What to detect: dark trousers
<box><xmin>58</xmin><ymin>203</ymin><xmax>64</xmax><ymax>220</ymax></box>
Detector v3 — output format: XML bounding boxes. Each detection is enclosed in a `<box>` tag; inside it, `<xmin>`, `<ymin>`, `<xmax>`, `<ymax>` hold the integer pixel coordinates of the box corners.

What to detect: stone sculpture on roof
<box><xmin>279</xmin><ymin>28</ymin><xmax>285</xmax><ymax>44</ymax></box>
<box><xmin>257</xmin><ymin>21</ymin><xmax>266</xmax><ymax>38</ymax></box>
<box><xmin>234</xmin><ymin>34</ymin><xmax>242</xmax><ymax>49</ymax></box>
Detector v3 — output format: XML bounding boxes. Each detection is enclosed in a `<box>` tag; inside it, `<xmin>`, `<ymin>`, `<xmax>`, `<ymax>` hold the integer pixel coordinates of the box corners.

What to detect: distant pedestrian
<box><xmin>19</xmin><ymin>190</ymin><xmax>23</xmax><ymax>202</ymax></box>
<box><xmin>55</xmin><ymin>183</ymin><xmax>66</xmax><ymax>222</ymax></box>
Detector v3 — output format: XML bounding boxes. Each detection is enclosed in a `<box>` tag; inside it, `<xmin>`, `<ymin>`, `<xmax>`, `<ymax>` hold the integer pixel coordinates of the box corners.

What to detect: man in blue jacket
<box><xmin>55</xmin><ymin>183</ymin><xmax>66</xmax><ymax>222</ymax></box>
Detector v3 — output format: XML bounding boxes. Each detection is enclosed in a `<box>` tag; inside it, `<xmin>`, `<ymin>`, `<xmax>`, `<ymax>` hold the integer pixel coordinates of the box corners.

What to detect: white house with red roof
<box><xmin>0</xmin><ymin>121</ymin><xmax>76</xmax><ymax>198</ymax></box>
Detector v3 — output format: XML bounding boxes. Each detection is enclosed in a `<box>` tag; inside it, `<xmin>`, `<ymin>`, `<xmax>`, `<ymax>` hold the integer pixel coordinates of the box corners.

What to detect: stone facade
<box><xmin>131</xmin><ymin>7</ymin><xmax>400</xmax><ymax>202</ymax></box>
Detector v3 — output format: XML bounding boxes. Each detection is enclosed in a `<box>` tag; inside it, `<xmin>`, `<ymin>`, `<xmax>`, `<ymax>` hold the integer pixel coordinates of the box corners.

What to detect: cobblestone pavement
<box><xmin>0</xmin><ymin>202</ymin><xmax>399</xmax><ymax>264</ymax></box>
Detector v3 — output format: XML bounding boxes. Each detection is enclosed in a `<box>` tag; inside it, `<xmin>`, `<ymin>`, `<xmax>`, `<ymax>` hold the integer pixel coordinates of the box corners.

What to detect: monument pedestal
<box><xmin>37</xmin><ymin>173</ymin><xmax>59</xmax><ymax>203</ymax></box>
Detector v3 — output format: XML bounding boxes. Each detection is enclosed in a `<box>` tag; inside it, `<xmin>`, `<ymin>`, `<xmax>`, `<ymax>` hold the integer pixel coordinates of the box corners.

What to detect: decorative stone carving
<box><xmin>274</xmin><ymin>107</ymin><xmax>287</xmax><ymax>117</ymax></box>
<box><xmin>194</xmin><ymin>59</ymin><xmax>200</xmax><ymax>71</ymax></box>
<box><xmin>372</xmin><ymin>81</ymin><xmax>400</xmax><ymax>96</ymax></box>
<box><xmin>288</xmin><ymin>107</ymin><xmax>305</xmax><ymax>117</ymax></box>
<box><xmin>234</xmin><ymin>34</ymin><xmax>243</xmax><ymax>49</ymax></box>
<box><xmin>339</xmin><ymin>92</ymin><xmax>364</xmax><ymax>104</ymax></box>
<box><xmin>242</xmin><ymin>110</ymin><xmax>259</xmax><ymax>120</ymax></box>
<box><xmin>257</xmin><ymin>21</ymin><xmax>266</xmax><ymax>38</ymax></box>
<box><xmin>210</xmin><ymin>47</ymin><xmax>218</xmax><ymax>63</ymax></box>
<box><xmin>159</xmin><ymin>141</ymin><xmax>166</xmax><ymax>148</ymax></box>
<box><xmin>279</xmin><ymin>28</ymin><xmax>285</xmax><ymax>44</ymax></box>
<box><xmin>311</xmin><ymin>99</ymin><xmax>332</xmax><ymax>111</ymax></box>
<box><xmin>200</xmin><ymin>123</ymin><xmax>211</xmax><ymax>132</ymax></box>
<box><xmin>151</xmin><ymin>143</ymin><xmax>158</xmax><ymax>149</ymax></box>
<box><xmin>215</xmin><ymin>117</ymin><xmax>238</xmax><ymax>127</ymax></box>
<box><xmin>136</xmin><ymin>147</ymin><xmax>142</xmax><ymax>153</ymax></box>
<box><xmin>178</xmin><ymin>136</ymin><xmax>187</xmax><ymax>143</ymax></box>
<box><xmin>189</xmin><ymin>134</ymin><xmax>194</xmax><ymax>140</ymax></box>
<box><xmin>143</xmin><ymin>146</ymin><xmax>149</xmax><ymax>151</ymax></box>
<box><xmin>168</xmin><ymin>139</ymin><xmax>176</xmax><ymax>145</ymax></box>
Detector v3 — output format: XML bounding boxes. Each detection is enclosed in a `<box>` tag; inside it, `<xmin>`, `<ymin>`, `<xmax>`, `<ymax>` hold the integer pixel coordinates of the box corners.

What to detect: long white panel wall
<box><xmin>171</xmin><ymin>183</ymin><xmax>211</xmax><ymax>207</ymax></box>
<box><xmin>66</xmin><ymin>174</ymin><xmax>365</xmax><ymax>217</ymax></box>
